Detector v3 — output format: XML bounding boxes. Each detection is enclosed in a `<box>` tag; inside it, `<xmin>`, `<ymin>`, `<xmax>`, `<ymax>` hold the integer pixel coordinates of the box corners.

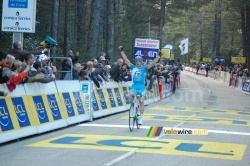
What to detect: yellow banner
<box><xmin>171</xmin><ymin>54</ymin><xmax>175</xmax><ymax>60</ymax></box>
<box><xmin>203</xmin><ymin>58</ymin><xmax>212</xmax><ymax>62</ymax></box>
<box><xmin>190</xmin><ymin>59</ymin><xmax>197</xmax><ymax>63</ymax></box>
<box><xmin>231</xmin><ymin>57</ymin><xmax>246</xmax><ymax>63</ymax></box>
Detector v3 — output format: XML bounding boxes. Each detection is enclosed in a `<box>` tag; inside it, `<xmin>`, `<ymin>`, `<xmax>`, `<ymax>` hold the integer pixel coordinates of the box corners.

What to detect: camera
<box><xmin>44</xmin><ymin>36</ymin><xmax>57</xmax><ymax>46</ymax></box>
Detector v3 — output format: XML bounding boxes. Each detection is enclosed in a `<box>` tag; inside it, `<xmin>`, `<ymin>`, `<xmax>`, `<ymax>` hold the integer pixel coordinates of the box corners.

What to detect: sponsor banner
<box><xmin>0</xmin><ymin>84</ymin><xmax>37</xmax><ymax>144</ymax></box>
<box><xmin>55</xmin><ymin>81</ymin><xmax>89</xmax><ymax>125</ymax></box>
<box><xmin>2</xmin><ymin>0</ymin><xmax>37</xmax><ymax>32</ymax></box>
<box><xmin>203</xmin><ymin>58</ymin><xmax>211</xmax><ymax>62</ymax></box>
<box><xmin>242</xmin><ymin>80</ymin><xmax>250</xmax><ymax>95</ymax></box>
<box><xmin>214</xmin><ymin>57</ymin><xmax>225</xmax><ymax>63</ymax></box>
<box><xmin>231</xmin><ymin>57</ymin><xmax>246</xmax><ymax>63</ymax></box>
<box><xmin>134</xmin><ymin>38</ymin><xmax>160</xmax><ymax>60</ymax></box>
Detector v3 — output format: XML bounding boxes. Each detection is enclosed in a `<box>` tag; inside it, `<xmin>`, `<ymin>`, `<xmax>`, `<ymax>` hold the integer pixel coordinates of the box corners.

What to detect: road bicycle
<box><xmin>129</xmin><ymin>93</ymin><xmax>141</xmax><ymax>131</ymax></box>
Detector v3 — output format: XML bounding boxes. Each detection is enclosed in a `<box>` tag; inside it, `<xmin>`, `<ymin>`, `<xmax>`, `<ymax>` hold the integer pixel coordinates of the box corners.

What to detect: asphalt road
<box><xmin>0</xmin><ymin>71</ymin><xmax>250</xmax><ymax>166</ymax></box>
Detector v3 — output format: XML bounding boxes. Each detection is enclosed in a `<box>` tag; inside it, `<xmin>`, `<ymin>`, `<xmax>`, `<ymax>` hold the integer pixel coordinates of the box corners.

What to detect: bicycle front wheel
<box><xmin>129</xmin><ymin>103</ymin><xmax>135</xmax><ymax>132</ymax></box>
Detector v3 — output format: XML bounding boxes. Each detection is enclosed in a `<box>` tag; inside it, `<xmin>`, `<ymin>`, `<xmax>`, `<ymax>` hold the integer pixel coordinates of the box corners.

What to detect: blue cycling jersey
<box><xmin>130</xmin><ymin>64</ymin><xmax>148</xmax><ymax>84</ymax></box>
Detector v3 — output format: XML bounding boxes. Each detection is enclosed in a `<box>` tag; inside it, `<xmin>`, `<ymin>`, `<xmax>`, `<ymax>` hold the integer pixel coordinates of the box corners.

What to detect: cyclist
<box><xmin>119</xmin><ymin>46</ymin><xmax>162</xmax><ymax>125</ymax></box>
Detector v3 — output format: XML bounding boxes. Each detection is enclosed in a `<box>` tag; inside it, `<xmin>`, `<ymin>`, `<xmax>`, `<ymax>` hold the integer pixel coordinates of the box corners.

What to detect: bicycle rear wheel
<box><xmin>129</xmin><ymin>103</ymin><xmax>135</xmax><ymax>131</ymax></box>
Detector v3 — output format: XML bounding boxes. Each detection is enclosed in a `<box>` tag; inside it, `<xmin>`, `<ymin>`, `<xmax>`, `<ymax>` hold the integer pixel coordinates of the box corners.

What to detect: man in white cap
<box><xmin>38</xmin><ymin>54</ymin><xmax>57</xmax><ymax>76</ymax></box>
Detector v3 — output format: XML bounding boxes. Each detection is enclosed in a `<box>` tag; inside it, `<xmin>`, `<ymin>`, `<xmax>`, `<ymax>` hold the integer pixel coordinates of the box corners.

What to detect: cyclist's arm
<box><xmin>119</xmin><ymin>46</ymin><xmax>132</xmax><ymax>67</ymax></box>
<box><xmin>147</xmin><ymin>56</ymin><xmax>160</xmax><ymax>69</ymax></box>
<box><xmin>120</xmin><ymin>51</ymin><xmax>132</xmax><ymax>67</ymax></box>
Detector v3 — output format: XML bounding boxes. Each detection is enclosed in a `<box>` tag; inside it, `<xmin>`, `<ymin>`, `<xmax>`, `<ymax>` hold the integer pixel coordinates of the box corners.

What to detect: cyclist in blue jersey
<box><xmin>119</xmin><ymin>46</ymin><xmax>162</xmax><ymax>125</ymax></box>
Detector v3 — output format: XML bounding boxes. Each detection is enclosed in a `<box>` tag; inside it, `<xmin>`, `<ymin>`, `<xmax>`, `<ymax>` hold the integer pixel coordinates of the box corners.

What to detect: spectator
<box><xmin>67</xmin><ymin>50</ymin><xmax>79</xmax><ymax>64</ymax></box>
<box><xmin>205</xmin><ymin>63</ymin><xmax>210</xmax><ymax>77</ymax></box>
<box><xmin>96</xmin><ymin>56</ymin><xmax>109</xmax><ymax>81</ymax></box>
<box><xmin>8</xmin><ymin>41</ymin><xmax>47</xmax><ymax>61</ymax></box>
<box><xmin>79</xmin><ymin>70</ymin><xmax>88</xmax><ymax>81</ymax></box>
<box><xmin>146</xmin><ymin>61</ymin><xmax>155</xmax><ymax>91</ymax></box>
<box><xmin>81</xmin><ymin>63</ymin><xmax>87</xmax><ymax>70</ymax></box>
<box><xmin>86</xmin><ymin>61</ymin><xmax>100</xmax><ymax>88</ymax></box>
<box><xmin>0</xmin><ymin>51</ymin><xmax>14</xmax><ymax>84</ymax></box>
<box><xmin>61</xmin><ymin>58</ymin><xmax>72</xmax><ymax>80</ymax></box>
<box><xmin>121</xmin><ymin>63</ymin><xmax>131</xmax><ymax>82</ymax></box>
<box><xmin>0</xmin><ymin>90</ymin><xmax>8</xmax><ymax>97</ymax></box>
<box><xmin>196</xmin><ymin>63</ymin><xmax>200</xmax><ymax>75</ymax></box>
<box><xmin>38</xmin><ymin>54</ymin><xmax>57</xmax><ymax>76</ymax></box>
<box><xmin>21</xmin><ymin>53</ymin><xmax>45</xmax><ymax>83</ymax></box>
<box><xmin>3</xmin><ymin>55</ymin><xmax>30</xmax><ymax>91</ymax></box>
<box><xmin>32</xmin><ymin>61</ymin><xmax>55</xmax><ymax>83</ymax></box>
<box><xmin>90</xmin><ymin>58</ymin><xmax>104</xmax><ymax>83</ymax></box>
<box><xmin>64</xmin><ymin>63</ymin><xmax>81</xmax><ymax>80</ymax></box>
<box><xmin>110</xmin><ymin>59</ymin><xmax>123</xmax><ymax>82</ymax></box>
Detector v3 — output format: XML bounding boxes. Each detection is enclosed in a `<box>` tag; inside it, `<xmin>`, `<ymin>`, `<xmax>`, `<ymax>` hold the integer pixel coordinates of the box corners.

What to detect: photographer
<box><xmin>38</xmin><ymin>54</ymin><xmax>57</xmax><ymax>77</ymax></box>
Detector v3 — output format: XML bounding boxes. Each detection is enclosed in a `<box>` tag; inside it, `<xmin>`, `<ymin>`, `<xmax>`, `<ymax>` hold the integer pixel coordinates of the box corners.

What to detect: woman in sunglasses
<box><xmin>119</xmin><ymin>46</ymin><xmax>162</xmax><ymax>125</ymax></box>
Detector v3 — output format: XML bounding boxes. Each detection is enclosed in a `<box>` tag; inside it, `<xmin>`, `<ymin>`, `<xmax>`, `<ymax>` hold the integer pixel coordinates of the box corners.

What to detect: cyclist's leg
<box><xmin>129</xmin><ymin>84</ymin><xmax>136</xmax><ymax>103</ymax></box>
<box><xmin>139</xmin><ymin>96</ymin><xmax>145</xmax><ymax>115</ymax></box>
<box><xmin>138</xmin><ymin>85</ymin><xmax>146</xmax><ymax>114</ymax></box>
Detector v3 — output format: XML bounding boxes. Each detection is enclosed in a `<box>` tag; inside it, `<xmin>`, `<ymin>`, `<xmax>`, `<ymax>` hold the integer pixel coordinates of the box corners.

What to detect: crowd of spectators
<box><xmin>1</xmin><ymin>41</ymin><xmax>183</xmax><ymax>96</ymax></box>
<box><xmin>189</xmin><ymin>62</ymin><xmax>250</xmax><ymax>79</ymax></box>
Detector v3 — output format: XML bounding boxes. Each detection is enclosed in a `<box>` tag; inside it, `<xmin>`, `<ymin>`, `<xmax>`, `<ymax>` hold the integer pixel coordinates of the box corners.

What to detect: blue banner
<box><xmin>8</xmin><ymin>0</ymin><xmax>28</xmax><ymax>8</ymax></box>
<box><xmin>122</xmin><ymin>87</ymin><xmax>130</xmax><ymax>105</ymax></box>
<box><xmin>107</xmin><ymin>89</ymin><xmax>116</xmax><ymax>108</ymax></box>
<box><xmin>134</xmin><ymin>48</ymin><xmax>159</xmax><ymax>60</ymax></box>
<box><xmin>243</xmin><ymin>80</ymin><xmax>250</xmax><ymax>94</ymax></box>
<box><xmin>214</xmin><ymin>57</ymin><xmax>225</xmax><ymax>63</ymax></box>
<box><xmin>12</xmin><ymin>97</ymin><xmax>31</xmax><ymax>127</ymax></box>
<box><xmin>114</xmin><ymin>88</ymin><xmax>123</xmax><ymax>106</ymax></box>
<box><xmin>32</xmin><ymin>96</ymin><xmax>49</xmax><ymax>124</ymax></box>
<box><xmin>0</xmin><ymin>99</ymin><xmax>14</xmax><ymax>132</ymax></box>
<box><xmin>73</xmin><ymin>92</ymin><xmax>85</xmax><ymax>115</ymax></box>
<box><xmin>62</xmin><ymin>93</ymin><xmax>75</xmax><ymax>117</ymax></box>
<box><xmin>92</xmin><ymin>91</ymin><xmax>99</xmax><ymax>111</ymax></box>
<box><xmin>46</xmin><ymin>94</ymin><xmax>62</xmax><ymax>121</ymax></box>
<box><xmin>97</xmin><ymin>89</ymin><xmax>107</xmax><ymax>110</ymax></box>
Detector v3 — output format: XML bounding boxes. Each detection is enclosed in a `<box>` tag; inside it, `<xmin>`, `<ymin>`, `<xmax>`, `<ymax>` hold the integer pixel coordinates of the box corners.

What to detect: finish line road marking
<box><xmin>120</xmin><ymin>114</ymin><xmax>250</xmax><ymax>126</ymax></box>
<box><xmin>150</xmin><ymin>105</ymin><xmax>250</xmax><ymax>116</ymax></box>
<box><xmin>27</xmin><ymin>134</ymin><xmax>247</xmax><ymax>161</ymax></box>
<box><xmin>77</xmin><ymin>124</ymin><xmax>250</xmax><ymax>136</ymax></box>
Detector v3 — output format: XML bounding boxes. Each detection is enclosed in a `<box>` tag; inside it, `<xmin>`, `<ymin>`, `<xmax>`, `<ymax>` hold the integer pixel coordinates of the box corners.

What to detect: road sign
<box><xmin>134</xmin><ymin>38</ymin><xmax>160</xmax><ymax>60</ymax></box>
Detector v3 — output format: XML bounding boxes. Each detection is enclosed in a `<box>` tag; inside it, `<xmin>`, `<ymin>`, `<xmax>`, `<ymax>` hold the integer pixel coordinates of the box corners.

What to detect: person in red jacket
<box><xmin>3</xmin><ymin>55</ymin><xmax>30</xmax><ymax>91</ymax></box>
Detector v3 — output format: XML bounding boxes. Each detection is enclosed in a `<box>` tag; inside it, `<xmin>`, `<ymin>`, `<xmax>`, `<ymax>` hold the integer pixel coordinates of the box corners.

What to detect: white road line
<box><xmin>104</xmin><ymin>151</ymin><xmax>135</xmax><ymax>166</ymax></box>
<box><xmin>78</xmin><ymin>124</ymin><xmax>250</xmax><ymax>136</ymax></box>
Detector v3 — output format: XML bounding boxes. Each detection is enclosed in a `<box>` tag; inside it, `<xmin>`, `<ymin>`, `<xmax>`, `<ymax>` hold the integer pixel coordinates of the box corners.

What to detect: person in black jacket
<box><xmin>8</xmin><ymin>41</ymin><xmax>47</xmax><ymax>61</ymax></box>
<box><xmin>64</xmin><ymin>63</ymin><xmax>81</xmax><ymax>80</ymax></box>
<box><xmin>0</xmin><ymin>51</ymin><xmax>14</xmax><ymax>84</ymax></box>
<box><xmin>67</xmin><ymin>50</ymin><xmax>79</xmax><ymax>64</ymax></box>
<box><xmin>61</xmin><ymin>59</ymin><xmax>72</xmax><ymax>80</ymax></box>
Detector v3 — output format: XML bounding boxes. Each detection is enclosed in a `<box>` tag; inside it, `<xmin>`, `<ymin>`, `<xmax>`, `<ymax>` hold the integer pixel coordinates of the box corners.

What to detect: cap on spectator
<box><xmin>38</xmin><ymin>54</ymin><xmax>49</xmax><ymax>61</ymax></box>
<box><xmin>100</xmin><ymin>56</ymin><xmax>106</xmax><ymax>61</ymax></box>
<box><xmin>106</xmin><ymin>65</ymin><xmax>111</xmax><ymax>69</ymax></box>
